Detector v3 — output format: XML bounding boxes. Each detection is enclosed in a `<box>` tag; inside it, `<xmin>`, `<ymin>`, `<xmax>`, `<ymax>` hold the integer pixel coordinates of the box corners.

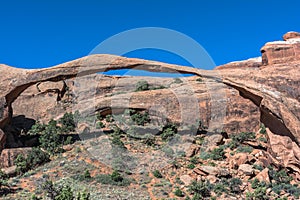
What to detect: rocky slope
<box><xmin>0</xmin><ymin>31</ymin><xmax>299</xmax><ymax>199</ymax></box>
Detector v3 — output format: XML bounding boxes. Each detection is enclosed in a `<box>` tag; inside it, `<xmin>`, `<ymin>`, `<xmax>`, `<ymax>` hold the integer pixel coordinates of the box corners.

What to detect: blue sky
<box><xmin>0</xmin><ymin>0</ymin><xmax>299</xmax><ymax>70</ymax></box>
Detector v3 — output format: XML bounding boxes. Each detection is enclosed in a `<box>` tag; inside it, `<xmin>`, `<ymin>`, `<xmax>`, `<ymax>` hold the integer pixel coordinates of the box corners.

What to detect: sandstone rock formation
<box><xmin>0</xmin><ymin>31</ymin><xmax>299</xmax><ymax>174</ymax></box>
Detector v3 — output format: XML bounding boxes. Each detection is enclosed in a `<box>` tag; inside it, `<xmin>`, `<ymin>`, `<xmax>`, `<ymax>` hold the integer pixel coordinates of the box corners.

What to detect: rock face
<box><xmin>0</xmin><ymin>31</ymin><xmax>299</xmax><ymax>173</ymax></box>
<box><xmin>261</xmin><ymin>32</ymin><xmax>300</xmax><ymax>65</ymax></box>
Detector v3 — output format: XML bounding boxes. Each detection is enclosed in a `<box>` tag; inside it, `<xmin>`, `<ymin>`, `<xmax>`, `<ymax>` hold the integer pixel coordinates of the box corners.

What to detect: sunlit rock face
<box><xmin>0</xmin><ymin>31</ymin><xmax>299</xmax><ymax>172</ymax></box>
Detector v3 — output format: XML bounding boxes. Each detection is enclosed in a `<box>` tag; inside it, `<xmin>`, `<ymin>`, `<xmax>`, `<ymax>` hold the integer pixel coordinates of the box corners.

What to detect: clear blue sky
<box><xmin>0</xmin><ymin>0</ymin><xmax>299</xmax><ymax>70</ymax></box>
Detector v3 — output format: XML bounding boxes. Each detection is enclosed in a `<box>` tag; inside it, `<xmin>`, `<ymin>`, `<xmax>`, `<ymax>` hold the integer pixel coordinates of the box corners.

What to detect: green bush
<box><xmin>39</xmin><ymin>120</ymin><xmax>63</xmax><ymax>154</ymax></box>
<box><xmin>26</xmin><ymin>147</ymin><xmax>50</xmax><ymax>168</ymax></box>
<box><xmin>260</xmin><ymin>123</ymin><xmax>266</xmax><ymax>134</ymax></box>
<box><xmin>0</xmin><ymin>170</ymin><xmax>8</xmax><ymax>189</ymax></box>
<box><xmin>173</xmin><ymin>78</ymin><xmax>183</xmax><ymax>84</ymax></box>
<box><xmin>200</xmin><ymin>146</ymin><xmax>226</xmax><ymax>161</ymax></box>
<box><xmin>15</xmin><ymin>148</ymin><xmax>50</xmax><ymax>175</ymax></box>
<box><xmin>111</xmin><ymin>170</ymin><xmax>123</xmax><ymax>182</ymax></box>
<box><xmin>42</xmin><ymin>179</ymin><xmax>90</xmax><ymax>200</ymax></box>
<box><xmin>55</xmin><ymin>185</ymin><xmax>74</xmax><ymax>200</ymax></box>
<box><xmin>15</xmin><ymin>154</ymin><xmax>28</xmax><ymax>174</ymax></box>
<box><xmin>152</xmin><ymin>170</ymin><xmax>163</xmax><ymax>178</ymax></box>
<box><xmin>246</xmin><ymin>186</ymin><xmax>269</xmax><ymax>200</ymax></box>
<box><xmin>196</xmin><ymin>78</ymin><xmax>202</xmax><ymax>82</ymax></box>
<box><xmin>96</xmin><ymin>121</ymin><xmax>105</xmax><ymax>129</ymax></box>
<box><xmin>105</xmin><ymin>114</ymin><xmax>113</xmax><ymax>122</ymax></box>
<box><xmin>213</xmin><ymin>183</ymin><xmax>228</xmax><ymax>196</ymax></box>
<box><xmin>174</xmin><ymin>188</ymin><xmax>185</xmax><ymax>197</ymax></box>
<box><xmin>95</xmin><ymin>172</ymin><xmax>131</xmax><ymax>186</ymax></box>
<box><xmin>187</xmin><ymin>164</ymin><xmax>196</xmax><ymax>169</ymax></box>
<box><xmin>236</xmin><ymin>145</ymin><xmax>253</xmax><ymax>153</ymax></box>
<box><xmin>231</xmin><ymin>132</ymin><xmax>256</xmax><ymax>143</ymax></box>
<box><xmin>188</xmin><ymin>180</ymin><xmax>211</xmax><ymax>198</ymax></box>
<box><xmin>111</xmin><ymin>135</ymin><xmax>126</xmax><ymax>148</ymax></box>
<box><xmin>135</xmin><ymin>80</ymin><xmax>149</xmax><ymax>92</ymax></box>
<box><xmin>59</xmin><ymin>112</ymin><xmax>76</xmax><ymax>133</ymax></box>
<box><xmin>28</xmin><ymin>121</ymin><xmax>46</xmax><ymax>135</ymax></box>
<box><xmin>229</xmin><ymin>178</ymin><xmax>242</xmax><ymax>194</ymax></box>
<box><xmin>161</xmin><ymin>124</ymin><xmax>177</xmax><ymax>141</ymax></box>
<box><xmin>131</xmin><ymin>111</ymin><xmax>150</xmax><ymax>126</ymax></box>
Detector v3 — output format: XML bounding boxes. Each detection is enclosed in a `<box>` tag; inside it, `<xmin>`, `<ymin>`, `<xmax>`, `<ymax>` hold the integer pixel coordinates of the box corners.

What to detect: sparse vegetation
<box><xmin>135</xmin><ymin>80</ymin><xmax>149</xmax><ymax>92</ymax></box>
<box><xmin>173</xmin><ymin>78</ymin><xmax>183</xmax><ymax>84</ymax></box>
<box><xmin>95</xmin><ymin>171</ymin><xmax>131</xmax><ymax>186</ymax></box>
<box><xmin>41</xmin><ymin>179</ymin><xmax>90</xmax><ymax>200</ymax></box>
<box><xmin>161</xmin><ymin>123</ymin><xmax>177</xmax><ymax>141</ymax></box>
<box><xmin>152</xmin><ymin>170</ymin><xmax>163</xmax><ymax>178</ymax></box>
<box><xmin>188</xmin><ymin>180</ymin><xmax>211</xmax><ymax>199</ymax></box>
<box><xmin>0</xmin><ymin>170</ymin><xmax>8</xmax><ymax>190</ymax></box>
<box><xmin>130</xmin><ymin>110</ymin><xmax>150</xmax><ymax>126</ymax></box>
<box><xmin>174</xmin><ymin>188</ymin><xmax>185</xmax><ymax>197</ymax></box>
<box><xmin>15</xmin><ymin>147</ymin><xmax>50</xmax><ymax>175</ymax></box>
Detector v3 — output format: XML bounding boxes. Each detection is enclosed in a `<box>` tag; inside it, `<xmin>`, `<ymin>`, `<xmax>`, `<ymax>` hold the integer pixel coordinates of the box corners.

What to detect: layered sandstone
<box><xmin>0</xmin><ymin>31</ymin><xmax>299</xmax><ymax>173</ymax></box>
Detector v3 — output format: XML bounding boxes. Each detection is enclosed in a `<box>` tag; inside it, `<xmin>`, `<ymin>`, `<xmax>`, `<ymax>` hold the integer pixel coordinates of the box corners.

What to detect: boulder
<box><xmin>180</xmin><ymin>174</ymin><xmax>193</xmax><ymax>186</ymax></box>
<box><xmin>0</xmin><ymin>147</ymin><xmax>32</xmax><ymax>168</ymax></box>
<box><xmin>255</xmin><ymin>168</ymin><xmax>270</xmax><ymax>183</ymax></box>
<box><xmin>283</xmin><ymin>31</ymin><xmax>300</xmax><ymax>41</ymax></box>
<box><xmin>238</xmin><ymin>164</ymin><xmax>254</xmax><ymax>176</ymax></box>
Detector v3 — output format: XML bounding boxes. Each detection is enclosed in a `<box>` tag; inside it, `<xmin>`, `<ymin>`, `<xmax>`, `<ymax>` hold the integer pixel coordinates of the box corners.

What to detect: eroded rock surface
<box><xmin>0</xmin><ymin>31</ymin><xmax>299</xmax><ymax>173</ymax></box>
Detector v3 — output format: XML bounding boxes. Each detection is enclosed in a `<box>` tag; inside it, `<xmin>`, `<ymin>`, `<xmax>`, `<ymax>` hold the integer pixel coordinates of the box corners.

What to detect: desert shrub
<box><xmin>173</xmin><ymin>78</ymin><xmax>183</xmax><ymax>84</ymax></box>
<box><xmin>15</xmin><ymin>148</ymin><xmax>50</xmax><ymax>174</ymax></box>
<box><xmin>39</xmin><ymin>120</ymin><xmax>63</xmax><ymax>154</ymax></box>
<box><xmin>161</xmin><ymin>123</ymin><xmax>177</xmax><ymax>141</ymax></box>
<box><xmin>152</xmin><ymin>170</ymin><xmax>163</xmax><ymax>178</ymax></box>
<box><xmin>229</xmin><ymin>178</ymin><xmax>242</xmax><ymax>194</ymax></box>
<box><xmin>200</xmin><ymin>146</ymin><xmax>226</xmax><ymax>161</ymax></box>
<box><xmin>95</xmin><ymin>121</ymin><xmax>105</xmax><ymax>129</ymax></box>
<box><xmin>55</xmin><ymin>185</ymin><xmax>74</xmax><ymax>200</ymax></box>
<box><xmin>111</xmin><ymin>170</ymin><xmax>123</xmax><ymax>182</ymax></box>
<box><xmin>131</xmin><ymin>111</ymin><xmax>150</xmax><ymax>126</ymax></box>
<box><xmin>63</xmin><ymin>136</ymin><xmax>73</xmax><ymax>145</ymax></box>
<box><xmin>105</xmin><ymin>114</ymin><xmax>113</xmax><ymax>122</ymax></box>
<box><xmin>231</xmin><ymin>132</ymin><xmax>256</xmax><ymax>143</ymax></box>
<box><xmin>246</xmin><ymin>186</ymin><xmax>269</xmax><ymax>200</ymax></box>
<box><xmin>268</xmin><ymin>168</ymin><xmax>292</xmax><ymax>184</ymax></box>
<box><xmin>227</xmin><ymin>132</ymin><xmax>256</xmax><ymax>150</ymax></box>
<box><xmin>26</xmin><ymin>147</ymin><xmax>50</xmax><ymax>168</ymax></box>
<box><xmin>0</xmin><ymin>170</ymin><xmax>8</xmax><ymax>189</ymax></box>
<box><xmin>196</xmin><ymin>78</ymin><xmax>202</xmax><ymax>82</ymax></box>
<box><xmin>76</xmin><ymin>191</ymin><xmax>90</xmax><ymax>200</ymax></box>
<box><xmin>236</xmin><ymin>145</ymin><xmax>253</xmax><ymax>153</ymax></box>
<box><xmin>15</xmin><ymin>154</ymin><xmax>28</xmax><ymax>174</ymax></box>
<box><xmin>174</xmin><ymin>188</ymin><xmax>185</xmax><ymax>197</ymax></box>
<box><xmin>253</xmin><ymin>164</ymin><xmax>263</xmax><ymax>171</ymax></box>
<box><xmin>213</xmin><ymin>183</ymin><xmax>228</xmax><ymax>196</ymax></box>
<box><xmin>95</xmin><ymin>172</ymin><xmax>131</xmax><ymax>186</ymax></box>
<box><xmin>42</xmin><ymin>179</ymin><xmax>90</xmax><ymax>200</ymax></box>
<box><xmin>260</xmin><ymin>123</ymin><xmax>266</xmax><ymax>134</ymax></box>
<box><xmin>28</xmin><ymin>121</ymin><xmax>46</xmax><ymax>135</ymax></box>
<box><xmin>73</xmin><ymin>170</ymin><xmax>92</xmax><ymax>182</ymax></box>
<box><xmin>210</xmin><ymin>146</ymin><xmax>226</xmax><ymax>160</ymax></box>
<box><xmin>135</xmin><ymin>80</ymin><xmax>149</xmax><ymax>91</ymax></box>
<box><xmin>59</xmin><ymin>112</ymin><xmax>76</xmax><ymax>133</ymax></box>
<box><xmin>188</xmin><ymin>180</ymin><xmax>211</xmax><ymax>198</ymax></box>
<box><xmin>190</xmin><ymin>156</ymin><xmax>199</xmax><ymax>165</ymax></box>
<box><xmin>187</xmin><ymin>164</ymin><xmax>196</xmax><ymax>169</ymax></box>
<box><xmin>111</xmin><ymin>135</ymin><xmax>125</xmax><ymax>149</ymax></box>
<box><xmin>142</xmin><ymin>134</ymin><xmax>156</xmax><ymax>146</ymax></box>
<box><xmin>29</xmin><ymin>194</ymin><xmax>41</xmax><ymax>200</ymax></box>
<box><xmin>268</xmin><ymin>168</ymin><xmax>299</xmax><ymax>198</ymax></box>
